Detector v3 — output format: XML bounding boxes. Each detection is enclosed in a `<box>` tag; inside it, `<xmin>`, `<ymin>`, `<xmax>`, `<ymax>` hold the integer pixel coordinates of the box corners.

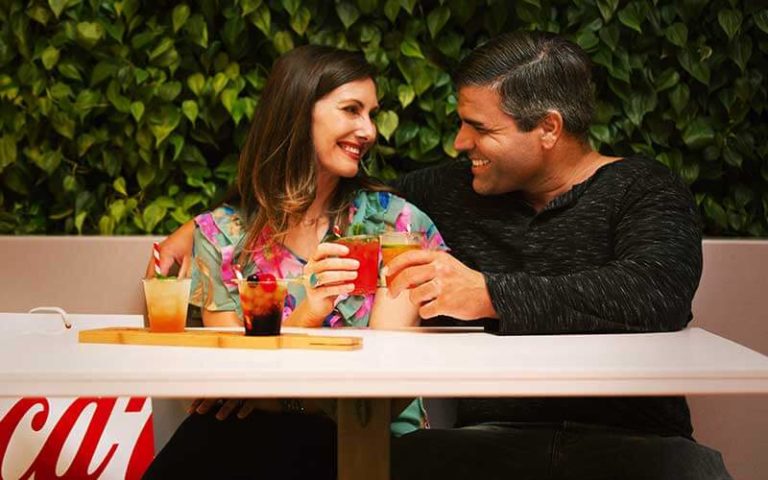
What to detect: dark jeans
<box><xmin>143</xmin><ymin>409</ymin><xmax>336</xmax><ymax>480</ymax></box>
<box><xmin>392</xmin><ymin>422</ymin><xmax>732</xmax><ymax>480</ymax></box>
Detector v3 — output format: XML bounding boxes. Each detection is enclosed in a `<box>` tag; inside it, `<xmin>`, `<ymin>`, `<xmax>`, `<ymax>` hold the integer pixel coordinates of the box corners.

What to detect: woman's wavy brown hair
<box><xmin>237</xmin><ymin>45</ymin><xmax>391</xmax><ymax>257</ymax></box>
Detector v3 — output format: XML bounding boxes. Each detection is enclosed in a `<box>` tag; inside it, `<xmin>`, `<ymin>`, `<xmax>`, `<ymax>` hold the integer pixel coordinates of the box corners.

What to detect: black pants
<box><xmin>143</xmin><ymin>409</ymin><xmax>336</xmax><ymax>480</ymax></box>
<box><xmin>145</xmin><ymin>415</ymin><xmax>731</xmax><ymax>480</ymax></box>
<box><xmin>392</xmin><ymin>422</ymin><xmax>732</xmax><ymax>480</ymax></box>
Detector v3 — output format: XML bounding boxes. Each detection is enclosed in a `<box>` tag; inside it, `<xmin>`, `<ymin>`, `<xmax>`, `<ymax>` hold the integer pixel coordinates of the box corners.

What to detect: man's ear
<box><xmin>538</xmin><ymin>111</ymin><xmax>563</xmax><ymax>149</ymax></box>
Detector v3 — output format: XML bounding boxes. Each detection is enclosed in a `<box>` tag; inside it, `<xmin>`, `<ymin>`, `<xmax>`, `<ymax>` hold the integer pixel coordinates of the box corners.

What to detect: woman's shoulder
<box><xmin>194</xmin><ymin>204</ymin><xmax>244</xmax><ymax>246</ymax></box>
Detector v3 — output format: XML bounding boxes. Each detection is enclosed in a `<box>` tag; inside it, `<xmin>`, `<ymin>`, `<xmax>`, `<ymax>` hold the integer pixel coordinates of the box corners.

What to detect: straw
<box><xmin>233</xmin><ymin>263</ymin><xmax>244</xmax><ymax>281</ymax></box>
<box><xmin>152</xmin><ymin>242</ymin><xmax>162</xmax><ymax>276</ymax></box>
<box><xmin>332</xmin><ymin>225</ymin><xmax>342</xmax><ymax>238</ymax></box>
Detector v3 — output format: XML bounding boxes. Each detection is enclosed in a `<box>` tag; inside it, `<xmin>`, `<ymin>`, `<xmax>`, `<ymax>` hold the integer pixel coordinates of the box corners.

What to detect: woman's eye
<box><xmin>343</xmin><ymin>106</ymin><xmax>359</xmax><ymax>114</ymax></box>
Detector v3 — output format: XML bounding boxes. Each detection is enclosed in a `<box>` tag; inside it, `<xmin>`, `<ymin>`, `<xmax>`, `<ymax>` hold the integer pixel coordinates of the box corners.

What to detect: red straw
<box><xmin>152</xmin><ymin>242</ymin><xmax>162</xmax><ymax>276</ymax></box>
<box><xmin>332</xmin><ymin>225</ymin><xmax>341</xmax><ymax>237</ymax></box>
<box><xmin>233</xmin><ymin>263</ymin><xmax>244</xmax><ymax>281</ymax></box>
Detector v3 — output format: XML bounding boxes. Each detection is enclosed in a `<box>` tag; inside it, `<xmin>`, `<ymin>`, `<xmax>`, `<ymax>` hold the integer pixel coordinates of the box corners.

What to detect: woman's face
<box><xmin>312</xmin><ymin>78</ymin><xmax>378</xmax><ymax>180</ymax></box>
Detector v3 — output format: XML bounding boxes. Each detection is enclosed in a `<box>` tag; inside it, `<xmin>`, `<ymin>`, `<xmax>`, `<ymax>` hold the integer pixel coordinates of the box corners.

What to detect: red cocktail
<box><xmin>334</xmin><ymin>235</ymin><xmax>380</xmax><ymax>295</ymax></box>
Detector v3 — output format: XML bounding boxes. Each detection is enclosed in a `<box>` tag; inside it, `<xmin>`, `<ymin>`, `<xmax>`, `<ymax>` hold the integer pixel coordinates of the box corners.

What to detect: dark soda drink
<box><xmin>237</xmin><ymin>275</ymin><xmax>288</xmax><ymax>336</ymax></box>
<box><xmin>334</xmin><ymin>235</ymin><xmax>380</xmax><ymax>295</ymax></box>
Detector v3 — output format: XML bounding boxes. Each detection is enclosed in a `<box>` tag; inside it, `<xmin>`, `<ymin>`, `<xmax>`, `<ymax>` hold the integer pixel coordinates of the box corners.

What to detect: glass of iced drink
<box><xmin>380</xmin><ymin>231</ymin><xmax>426</xmax><ymax>286</ymax></box>
<box><xmin>333</xmin><ymin>234</ymin><xmax>380</xmax><ymax>295</ymax></box>
<box><xmin>142</xmin><ymin>278</ymin><xmax>191</xmax><ymax>333</ymax></box>
<box><xmin>237</xmin><ymin>274</ymin><xmax>288</xmax><ymax>336</ymax></box>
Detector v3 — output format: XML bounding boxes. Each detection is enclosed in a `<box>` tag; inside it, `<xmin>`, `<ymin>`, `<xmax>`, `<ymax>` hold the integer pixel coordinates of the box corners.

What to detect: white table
<box><xmin>2</xmin><ymin>313</ymin><xmax>768</xmax><ymax>479</ymax></box>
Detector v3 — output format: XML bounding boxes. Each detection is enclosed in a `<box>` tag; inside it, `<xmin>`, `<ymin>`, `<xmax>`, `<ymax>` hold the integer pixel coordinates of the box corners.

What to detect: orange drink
<box><xmin>142</xmin><ymin>278</ymin><xmax>191</xmax><ymax>333</ymax></box>
<box><xmin>380</xmin><ymin>231</ymin><xmax>425</xmax><ymax>286</ymax></box>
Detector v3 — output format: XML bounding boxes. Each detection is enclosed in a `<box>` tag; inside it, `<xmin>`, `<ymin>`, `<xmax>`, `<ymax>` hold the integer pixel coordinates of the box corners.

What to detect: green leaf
<box><xmin>395</xmin><ymin>121</ymin><xmax>419</xmax><ymax>146</ymax></box>
<box><xmin>596</xmin><ymin>0</ymin><xmax>619</xmax><ymax>22</ymax></box>
<box><xmin>41</xmin><ymin>46</ymin><xmax>60</xmax><ymax>70</ymax></box>
<box><xmin>668</xmin><ymin>83</ymin><xmax>689</xmax><ymax>114</ymax></box>
<box><xmin>357</xmin><ymin>0</ymin><xmax>378</xmax><ymax>14</ymax></box>
<box><xmin>182</xmin><ymin>100</ymin><xmax>199</xmax><ymax>123</ymax></box>
<box><xmin>32</xmin><ymin>148</ymin><xmax>63</xmax><ymax>174</ymax></box>
<box><xmin>273</xmin><ymin>31</ymin><xmax>294</xmax><ymax>54</ymax></box>
<box><xmin>142</xmin><ymin>203</ymin><xmax>167</xmax><ymax>233</ymax></box>
<box><xmin>240</xmin><ymin>0</ymin><xmax>262</xmax><ymax>16</ymax></box>
<box><xmin>336</xmin><ymin>2</ymin><xmax>360</xmax><ymax>29</ymax></box>
<box><xmin>397</xmin><ymin>84</ymin><xmax>415</xmax><ymax>108</ymax></box>
<box><xmin>664</xmin><ymin>23</ymin><xmax>687</xmax><ymax>47</ymax></box>
<box><xmin>106</xmin><ymin>80</ymin><xmax>131</xmax><ymax>112</ymax></box>
<box><xmin>113</xmin><ymin>177</ymin><xmax>127</xmax><ymax>195</ymax></box>
<box><xmin>148</xmin><ymin>106</ymin><xmax>181</xmax><ymax>146</ymax></box>
<box><xmin>250</xmin><ymin>5</ymin><xmax>271</xmax><ymax>36</ymax></box>
<box><xmin>400</xmin><ymin>38</ymin><xmax>425</xmax><ymax>59</ymax></box>
<box><xmin>185</xmin><ymin>14</ymin><xmax>208</xmax><ymax>48</ymax></box>
<box><xmin>731</xmin><ymin>36</ymin><xmax>752</xmax><ymax>73</ymax></box>
<box><xmin>418</xmin><ymin>127</ymin><xmax>440</xmax><ymax>153</ymax></box>
<box><xmin>130</xmin><ymin>101</ymin><xmax>145</xmax><ymax>122</ymax></box>
<box><xmin>290</xmin><ymin>7</ymin><xmax>311</xmax><ymax>36</ymax></box>
<box><xmin>91</xmin><ymin>61</ymin><xmax>117</xmax><ymax>86</ymax></box>
<box><xmin>212</xmin><ymin>72</ymin><xmax>228</xmax><ymax>95</ymax></box>
<box><xmin>682</xmin><ymin>118</ymin><xmax>715</xmax><ymax>149</ymax></box>
<box><xmin>169</xmin><ymin>134</ymin><xmax>185</xmax><ymax>161</ymax></box>
<box><xmin>282</xmin><ymin>0</ymin><xmax>300</xmax><ymax>15</ymax></box>
<box><xmin>221</xmin><ymin>89</ymin><xmax>238</xmax><ymax>113</ymax></box>
<box><xmin>172</xmin><ymin>4</ymin><xmax>191</xmax><ymax>33</ymax></box>
<box><xmin>677</xmin><ymin>49</ymin><xmax>710</xmax><ymax>85</ymax></box>
<box><xmin>400</xmin><ymin>0</ymin><xmax>416</xmax><ymax>14</ymax></box>
<box><xmin>158</xmin><ymin>82</ymin><xmax>182</xmax><ymax>101</ymax></box>
<box><xmin>617</xmin><ymin>3</ymin><xmax>644</xmax><ymax>34</ymax></box>
<box><xmin>149</xmin><ymin>38</ymin><xmax>174</xmax><ymax>61</ymax></box>
<box><xmin>384</xmin><ymin>0</ymin><xmax>399</xmax><ymax>22</ymax></box>
<box><xmin>654</xmin><ymin>68</ymin><xmax>679</xmax><ymax>92</ymax></box>
<box><xmin>48</xmin><ymin>0</ymin><xmax>69</xmax><ymax>18</ymax></box>
<box><xmin>51</xmin><ymin>110</ymin><xmax>75</xmax><ymax>139</ymax></box>
<box><xmin>576</xmin><ymin>30</ymin><xmax>599</xmax><ymax>51</ymax></box>
<box><xmin>427</xmin><ymin>6</ymin><xmax>450</xmax><ymax>39</ymax></box>
<box><xmin>137</xmin><ymin>163</ymin><xmax>156</xmax><ymax>189</ymax></box>
<box><xmin>0</xmin><ymin>135</ymin><xmax>17</xmax><ymax>173</ymax></box>
<box><xmin>754</xmin><ymin>10</ymin><xmax>768</xmax><ymax>34</ymax></box>
<box><xmin>58</xmin><ymin>63</ymin><xmax>83</xmax><ymax>82</ymax></box>
<box><xmin>718</xmin><ymin>9</ymin><xmax>742</xmax><ymax>40</ymax></box>
<box><xmin>187</xmin><ymin>73</ymin><xmax>205</xmax><ymax>96</ymax></box>
<box><xmin>375</xmin><ymin>110</ymin><xmax>399</xmax><ymax>141</ymax></box>
<box><xmin>76</xmin><ymin>22</ymin><xmax>104</xmax><ymax>49</ymax></box>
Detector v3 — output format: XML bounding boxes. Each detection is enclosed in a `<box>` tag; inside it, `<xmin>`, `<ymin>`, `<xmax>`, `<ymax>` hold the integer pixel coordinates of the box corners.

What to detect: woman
<box><xmin>143</xmin><ymin>45</ymin><xmax>445</xmax><ymax>479</ymax></box>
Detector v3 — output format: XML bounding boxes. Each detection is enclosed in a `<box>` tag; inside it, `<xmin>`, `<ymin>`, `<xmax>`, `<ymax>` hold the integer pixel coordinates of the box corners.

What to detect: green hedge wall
<box><xmin>0</xmin><ymin>0</ymin><xmax>766</xmax><ymax>236</ymax></box>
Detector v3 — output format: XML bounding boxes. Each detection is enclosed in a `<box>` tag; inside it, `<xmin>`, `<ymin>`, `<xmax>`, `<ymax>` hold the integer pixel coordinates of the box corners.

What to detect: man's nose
<box><xmin>454</xmin><ymin>124</ymin><xmax>472</xmax><ymax>152</ymax></box>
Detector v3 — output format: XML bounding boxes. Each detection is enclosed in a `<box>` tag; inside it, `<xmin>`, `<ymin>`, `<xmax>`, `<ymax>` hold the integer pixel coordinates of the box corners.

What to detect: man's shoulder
<box><xmin>607</xmin><ymin>156</ymin><xmax>679</xmax><ymax>184</ymax></box>
<box><xmin>395</xmin><ymin>159</ymin><xmax>471</xmax><ymax>195</ymax></box>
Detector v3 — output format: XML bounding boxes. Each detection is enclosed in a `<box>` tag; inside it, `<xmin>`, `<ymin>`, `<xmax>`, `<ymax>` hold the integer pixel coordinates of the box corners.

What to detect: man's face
<box><xmin>454</xmin><ymin>85</ymin><xmax>543</xmax><ymax>196</ymax></box>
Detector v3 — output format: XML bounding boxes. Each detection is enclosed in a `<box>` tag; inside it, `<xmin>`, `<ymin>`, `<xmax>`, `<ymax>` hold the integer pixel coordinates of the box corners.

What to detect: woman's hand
<box><xmin>291</xmin><ymin>242</ymin><xmax>358</xmax><ymax>326</ymax></box>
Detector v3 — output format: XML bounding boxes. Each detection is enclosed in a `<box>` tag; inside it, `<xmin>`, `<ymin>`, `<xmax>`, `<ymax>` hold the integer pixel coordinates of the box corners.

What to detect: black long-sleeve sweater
<box><xmin>394</xmin><ymin>156</ymin><xmax>703</xmax><ymax>438</ymax></box>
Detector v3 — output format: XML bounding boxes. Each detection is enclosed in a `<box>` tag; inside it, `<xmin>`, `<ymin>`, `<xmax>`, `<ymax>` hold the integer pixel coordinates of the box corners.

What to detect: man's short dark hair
<box><xmin>453</xmin><ymin>32</ymin><xmax>595</xmax><ymax>141</ymax></box>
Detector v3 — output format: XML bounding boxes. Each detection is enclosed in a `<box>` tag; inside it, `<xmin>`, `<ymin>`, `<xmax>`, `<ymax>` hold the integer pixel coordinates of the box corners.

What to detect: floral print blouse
<box><xmin>189</xmin><ymin>190</ymin><xmax>446</xmax><ymax>436</ymax></box>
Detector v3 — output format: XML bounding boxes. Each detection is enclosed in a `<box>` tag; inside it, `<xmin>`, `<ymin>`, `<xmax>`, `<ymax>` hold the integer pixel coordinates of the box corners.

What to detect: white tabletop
<box><xmin>1</xmin><ymin>313</ymin><xmax>767</xmax><ymax>398</ymax></box>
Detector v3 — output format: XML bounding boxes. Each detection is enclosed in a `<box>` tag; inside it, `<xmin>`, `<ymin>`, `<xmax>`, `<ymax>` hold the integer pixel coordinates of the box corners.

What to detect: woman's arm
<box><xmin>202</xmin><ymin>310</ymin><xmax>241</xmax><ymax>328</ymax></box>
<box><xmin>145</xmin><ymin>220</ymin><xmax>195</xmax><ymax>277</ymax></box>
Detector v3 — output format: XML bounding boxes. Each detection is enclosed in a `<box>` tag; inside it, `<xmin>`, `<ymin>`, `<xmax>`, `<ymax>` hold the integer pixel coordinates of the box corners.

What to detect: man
<box><xmin>150</xmin><ymin>32</ymin><xmax>730</xmax><ymax>479</ymax></box>
<box><xmin>385</xmin><ymin>32</ymin><xmax>730</xmax><ymax>479</ymax></box>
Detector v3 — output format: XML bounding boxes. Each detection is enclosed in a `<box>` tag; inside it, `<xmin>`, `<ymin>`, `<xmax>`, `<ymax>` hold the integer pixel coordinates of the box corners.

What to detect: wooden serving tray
<box><xmin>78</xmin><ymin>327</ymin><xmax>362</xmax><ymax>351</ymax></box>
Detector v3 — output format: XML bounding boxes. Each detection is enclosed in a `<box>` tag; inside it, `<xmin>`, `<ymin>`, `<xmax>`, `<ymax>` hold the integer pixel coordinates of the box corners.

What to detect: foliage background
<box><xmin>0</xmin><ymin>0</ymin><xmax>766</xmax><ymax>236</ymax></box>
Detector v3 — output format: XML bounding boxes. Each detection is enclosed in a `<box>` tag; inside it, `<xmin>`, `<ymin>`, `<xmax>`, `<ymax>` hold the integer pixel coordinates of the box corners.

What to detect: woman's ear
<box><xmin>538</xmin><ymin>111</ymin><xmax>563</xmax><ymax>149</ymax></box>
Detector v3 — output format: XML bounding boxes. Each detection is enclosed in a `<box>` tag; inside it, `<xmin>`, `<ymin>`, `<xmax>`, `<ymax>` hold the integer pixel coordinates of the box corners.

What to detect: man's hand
<box><xmin>145</xmin><ymin>220</ymin><xmax>194</xmax><ymax>278</ymax></box>
<box><xmin>386</xmin><ymin>250</ymin><xmax>498</xmax><ymax>320</ymax></box>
